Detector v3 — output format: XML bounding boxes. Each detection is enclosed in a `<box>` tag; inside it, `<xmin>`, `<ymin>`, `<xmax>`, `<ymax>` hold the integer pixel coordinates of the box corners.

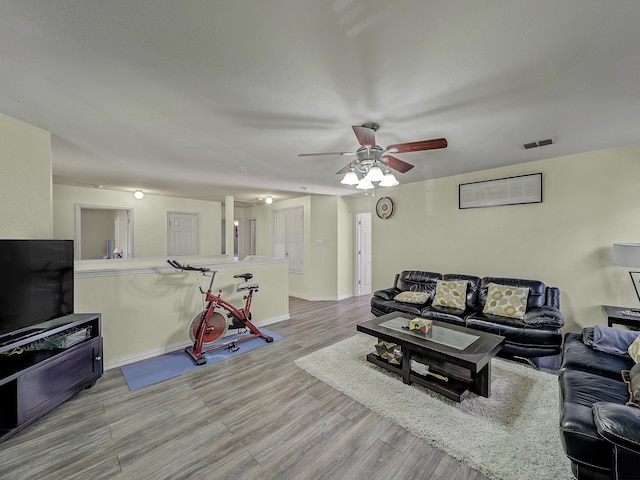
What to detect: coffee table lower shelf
<box><xmin>366</xmin><ymin>353</ymin><xmax>473</xmax><ymax>402</ymax></box>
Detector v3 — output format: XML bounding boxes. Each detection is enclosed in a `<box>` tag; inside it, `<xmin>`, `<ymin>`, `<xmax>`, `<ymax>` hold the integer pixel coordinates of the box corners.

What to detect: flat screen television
<box><xmin>0</xmin><ymin>239</ymin><xmax>74</xmax><ymax>344</ymax></box>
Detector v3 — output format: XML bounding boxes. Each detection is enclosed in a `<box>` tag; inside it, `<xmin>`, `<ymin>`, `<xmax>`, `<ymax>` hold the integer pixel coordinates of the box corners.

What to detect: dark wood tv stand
<box><xmin>0</xmin><ymin>313</ymin><xmax>103</xmax><ymax>444</ymax></box>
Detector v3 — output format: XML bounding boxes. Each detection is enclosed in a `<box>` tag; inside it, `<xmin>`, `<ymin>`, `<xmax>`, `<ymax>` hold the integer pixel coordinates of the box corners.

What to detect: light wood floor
<box><xmin>0</xmin><ymin>296</ymin><xmax>490</xmax><ymax>480</ymax></box>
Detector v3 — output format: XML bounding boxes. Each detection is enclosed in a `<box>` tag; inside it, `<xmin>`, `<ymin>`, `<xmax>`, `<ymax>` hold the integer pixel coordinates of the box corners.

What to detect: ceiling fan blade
<box><xmin>386</xmin><ymin>138</ymin><xmax>448</xmax><ymax>154</ymax></box>
<box><xmin>381</xmin><ymin>155</ymin><xmax>414</xmax><ymax>173</ymax></box>
<box><xmin>336</xmin><ymin>161</ymin><xmax>357</xmax><ymax>175</ymax></box>
<box><xmin>297</xmin><ymin>151</ymin><xmax>355</xmax><ymax>157</ymax></box>
<box><xmin>352</xmin><ymin>125</ymin><xmax>376</xmax><ymax>147</ymax></box>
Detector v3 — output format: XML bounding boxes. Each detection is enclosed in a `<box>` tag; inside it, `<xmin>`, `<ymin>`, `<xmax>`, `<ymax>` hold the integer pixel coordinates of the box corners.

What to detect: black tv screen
<box><xmin>0</xmin><ymin>239</ymin><xmax>74</xmax><ymax>341</ymax></box>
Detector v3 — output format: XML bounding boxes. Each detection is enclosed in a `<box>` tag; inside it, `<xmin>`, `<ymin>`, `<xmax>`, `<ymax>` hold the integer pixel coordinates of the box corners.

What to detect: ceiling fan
<box><xmin>298</xmin><ymin>123</ymin><xmax>447</xmax><ymax>189</ymax></box>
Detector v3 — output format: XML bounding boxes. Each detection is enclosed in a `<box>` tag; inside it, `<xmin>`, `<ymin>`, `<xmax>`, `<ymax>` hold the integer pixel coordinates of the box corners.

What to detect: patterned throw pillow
<box><xmin>622</xmin><ymin>362</ymin><xmax>640</xmax><ymax>408</ymax></box>
<box><xmin>432</xmin><ymin>280</ymin><xmax>468</xmax><ymax>310</ymax></box>
<box><xmin>629</xmin><ymin>336</ymin><xmax>640</xmax><ymax>363</ymax></box>
<box><xmin>394</xmin><ymin>291</ymin><xmax>430</xmax><ymax>305</ymax></box>
<box><xmin>483</xmin><ymin>283</ymin><xmax>529</xmax><ymax>319</ymax></box>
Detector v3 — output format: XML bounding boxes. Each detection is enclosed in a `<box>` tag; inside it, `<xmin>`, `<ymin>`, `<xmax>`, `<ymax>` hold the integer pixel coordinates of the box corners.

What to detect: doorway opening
<box><xmin>75</xmin><ymin>205</ymin><xmax>132</xmax><ymax>260</ymax></box>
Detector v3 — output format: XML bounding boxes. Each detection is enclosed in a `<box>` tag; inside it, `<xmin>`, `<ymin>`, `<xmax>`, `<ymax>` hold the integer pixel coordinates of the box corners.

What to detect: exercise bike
<box><xmin>168</xmin><ymin>260</ymin><xmax>274</xmax><ymax>365</ymax></box>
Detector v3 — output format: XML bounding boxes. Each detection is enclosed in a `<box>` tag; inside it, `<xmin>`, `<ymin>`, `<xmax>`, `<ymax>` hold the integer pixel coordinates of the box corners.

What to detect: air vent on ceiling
<box><xmin>521</xmin><ymin>137</ymin><xmax>556</xmax><ymax>150</ymax></box>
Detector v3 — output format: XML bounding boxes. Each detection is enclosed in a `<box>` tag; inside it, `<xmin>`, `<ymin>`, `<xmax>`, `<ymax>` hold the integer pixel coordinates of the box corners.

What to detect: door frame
<box><xmin>167</xmin><ymin>211</ymin><xmax>200</xmax><ymax>256</ymax></box>
<box><xmin>75</xmin><ymin>204</ymin><xmax>133</xmax><ymax>259</ymax></box>
<box><xmin>355</xmin><ymin>211</ymin><xmax>372</xmax><ymax>296</ymax></box>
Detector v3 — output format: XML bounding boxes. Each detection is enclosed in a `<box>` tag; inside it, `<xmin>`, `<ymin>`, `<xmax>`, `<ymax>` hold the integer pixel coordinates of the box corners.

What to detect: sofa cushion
<box><xmin>561</xmin><ymin>332</ymin><xmax>635</xmax><ymax>380</ymax></box>
<box><xmin>522</xmin><ymin>306</ymin><xmax>564</xmax><ymax>328</ymax></box>
<box><xmin>419</xmin><ymin>308</ymin><xmax>466</xmax><ymax>327</ymax></box>
<box><xmin>482</xmin><ymin>282</ymin><xmax>529</xmax><ymax>319</ymax></box>
<box><xmin>432</xmin><ymin>280</ymin><xmax>467</xmax><ymax>310</ymax></box>
<box><xmin>465</xmin><ymin>314</ymin><xmax>562</xmax><ymax>348</ymax></box>
<box><xmin>630</xmin><ymin>336</ymin><xmax>640</xmax><ymax>363</ymax></box>
<box><xmin>393</xmin><ymin>291</ymin><xmax>430</xmax><ymax>305</ymax></box>
<box><xmin>622</xmin><ymin>362</ymin><xmax>640</xmax><ymax>408</ymax></box>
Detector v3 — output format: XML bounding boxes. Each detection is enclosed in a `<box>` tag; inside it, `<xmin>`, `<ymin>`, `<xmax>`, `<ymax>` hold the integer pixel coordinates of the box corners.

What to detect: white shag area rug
<box><xmin>294</xmin><ymin>333</ymin><xmax>572</xmax><ymax>480</ymax></box>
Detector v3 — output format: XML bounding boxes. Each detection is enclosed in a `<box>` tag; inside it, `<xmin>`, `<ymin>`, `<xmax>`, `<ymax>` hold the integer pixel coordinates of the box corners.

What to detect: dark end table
<box><xmin>601</xmin><ymin>305</ymin><xmax>640</xmax><ymax>330</ymax></box>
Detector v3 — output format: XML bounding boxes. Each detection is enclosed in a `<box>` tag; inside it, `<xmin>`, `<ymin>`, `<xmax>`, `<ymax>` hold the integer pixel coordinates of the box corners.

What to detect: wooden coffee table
<box><xmin>357</xmin><ymin>313</ymin><xmax>505</xmax><ymax>402</ymax></box>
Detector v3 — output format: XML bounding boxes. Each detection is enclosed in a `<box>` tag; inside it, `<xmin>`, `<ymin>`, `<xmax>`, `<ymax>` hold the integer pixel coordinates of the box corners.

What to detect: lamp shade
<box><xmin>613</xmin><ymin>243</ymin><xmax>640</xmax><ymax>267</ymax></box>
<box><xmin>364</xmin><ymin>165</ymin><xmax>384</xmax><ymax>182</ymax></box>
<box><xmin>379</xmin><ymin>172</ymin><xmax>399</xmax><ymax>187</ymax></box>
<box><xmin>356</xmin><ymin>178</ymin><xmax>374</xmax><ymax>190</ymax></box>
<box><xmin>341</xmin><ymin>171</ymin><xmax>359</xmax><ymax>185</ymax></box>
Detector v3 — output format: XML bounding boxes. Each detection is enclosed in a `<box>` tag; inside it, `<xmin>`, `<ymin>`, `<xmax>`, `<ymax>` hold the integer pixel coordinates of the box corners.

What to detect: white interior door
<box><xmin>168</xmin><ymin>212</ymin><xmax>199</xmax><ymax>256</ymax></box>
<box><xmin>273</xmin><ymin>207</ymin><xmax>304</xmax><ymax>272</ymax></box>
<box><xmin>356</xmin><ymin>212</ymin><xmax>372</xmax><ymax>295</ymax></box>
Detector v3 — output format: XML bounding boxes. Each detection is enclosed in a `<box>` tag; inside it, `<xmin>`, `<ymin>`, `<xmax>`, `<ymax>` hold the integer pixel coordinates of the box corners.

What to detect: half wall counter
<box><xmin>74</xmin><ymin>256</ymin><xmax>290</xmax><ymax>368</ymax></box>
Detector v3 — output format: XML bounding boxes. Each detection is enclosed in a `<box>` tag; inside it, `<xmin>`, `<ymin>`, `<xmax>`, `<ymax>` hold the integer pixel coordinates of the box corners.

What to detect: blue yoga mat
<box><xmin>121</xmin><ymin>328</ymin><xmax>283</xmax><ymax>390</ymax></box>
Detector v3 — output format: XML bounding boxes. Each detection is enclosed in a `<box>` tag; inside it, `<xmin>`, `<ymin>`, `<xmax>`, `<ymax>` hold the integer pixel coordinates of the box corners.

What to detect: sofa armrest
<box><xmin>522</xmin><ymin>305</ymin><xmax>564</xmax><ymax>328</ymax></box>
<box><xmin>593</xmin><ymin>402</ymin><xmax>640</xmax><ymax>454</ymax></box>
<box><xmin>372</xmin><ymin>288</ymin><xmax>401</xmax><ymax>301</ymax></box>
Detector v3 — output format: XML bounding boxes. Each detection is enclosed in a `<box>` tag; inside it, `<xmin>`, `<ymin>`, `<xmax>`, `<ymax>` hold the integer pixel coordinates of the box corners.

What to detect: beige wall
<box><xmin>75</xmin><ymin>258</ymin><xmax>290</xmax><ymax>366</ymax></box>
<box><xmin>0</xmin><ymin>112</ymin><xmax>52</xmax><ymax>238</ymax></box>
<box><xmin>372</xmin><ymin>143</ymin><xmax>640</xmax><ymax>331</ymax></box>
<box><xmin>244</xmin><ymin>195</ymin><xmax>364</xmax><ymax>300</ymax></box>
<box><xmin>53</xmin><ymin>184</ymin><xmax>222</xmax><ymax>257</ymax></box>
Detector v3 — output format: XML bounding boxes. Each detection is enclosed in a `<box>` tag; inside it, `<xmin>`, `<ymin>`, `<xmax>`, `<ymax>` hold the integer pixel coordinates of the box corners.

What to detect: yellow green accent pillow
<box><xmin>394</xmin><ymin>291</ymin><xmax>430</xmax><ymax>305</ymax></box>
<box><xmin>483</xmin><ymin>283</ymin><xmax>529</xmax><ymax>319</ymax></box>
<box><xmin>622</xmin><ymin>363</ymin><xmax>640</xmax><ymax>408</ymax></box>
<box><xmin>629</xmin><ymin>336</ymin><xmax>640</xmax><ymax>363</ymax></box>
<box><xmin>432</xmin><ymin>280</ymin><xmax>469</xmax><ymax>310</ymax></box>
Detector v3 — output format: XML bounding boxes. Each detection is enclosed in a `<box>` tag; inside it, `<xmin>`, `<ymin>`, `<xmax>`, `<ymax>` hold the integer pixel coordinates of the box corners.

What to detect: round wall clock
<box><xmin>376</xmin><ymin>197</ymin><xmax>395</xmax><ymax>219</ymax></box>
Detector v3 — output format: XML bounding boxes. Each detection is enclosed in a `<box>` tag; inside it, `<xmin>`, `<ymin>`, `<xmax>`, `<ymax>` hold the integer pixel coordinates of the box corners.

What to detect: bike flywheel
<box><xmin>189</xmin><ymin>311</ymin><xmax>228</xmax><ymax>347</ymax></box>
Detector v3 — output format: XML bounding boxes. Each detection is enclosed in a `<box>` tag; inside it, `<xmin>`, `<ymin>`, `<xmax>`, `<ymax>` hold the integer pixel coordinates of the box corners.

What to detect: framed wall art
<box><xmin>459</xmin><ymin>173</ymin><xmax>542</xmax><ymax>209</ymax></box>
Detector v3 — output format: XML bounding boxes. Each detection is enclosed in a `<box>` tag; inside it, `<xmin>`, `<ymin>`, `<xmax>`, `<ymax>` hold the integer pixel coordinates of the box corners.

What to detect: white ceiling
<box><xmin>1</xmin><ymin>1</ymin><xmax>639</xmax><ymax>206</ymax></box>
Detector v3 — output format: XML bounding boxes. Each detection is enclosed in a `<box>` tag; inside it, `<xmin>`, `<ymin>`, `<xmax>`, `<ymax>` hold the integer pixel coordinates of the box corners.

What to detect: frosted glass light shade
<box><xmin>341</xmin><ymin>171</ymin><xmax>359</xmax><ymax>185</ymax></box>
<box><xmin>134</xmin><ymin>190</ymin><xmax>144</xmax><ymax>199</ymax></box>
<box><xmin>356</xmin><ymin>178</ymin><xmax>374</xmax><ymax>190</ymax></box>
<box><xmin>364</xmin><ymin>165</ymin><xmax>384</xmax><ymax>182</ymax></box>
<box><xmin>379</xmin><ymin>172</ymin><xmax>399</xmax><ymax>187</ymax></box>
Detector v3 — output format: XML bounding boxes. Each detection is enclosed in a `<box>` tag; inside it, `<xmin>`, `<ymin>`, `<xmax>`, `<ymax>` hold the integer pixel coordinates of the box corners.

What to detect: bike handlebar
<box><xmin>167</xmin><ymin>259</ymin><xmax>211</xmax><ymax>273</ymax></box>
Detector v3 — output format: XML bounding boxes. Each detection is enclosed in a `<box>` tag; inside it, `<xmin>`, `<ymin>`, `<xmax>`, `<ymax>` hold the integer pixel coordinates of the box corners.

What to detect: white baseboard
<box><xmin>290</xmin><ymin>294</ymin><xmax>354</xmax><ymax>301</ymax></box>
<box><xmin>104</xmin><ymin>313</ymin><xmax>290</xmax><ymax>370</ymax></box>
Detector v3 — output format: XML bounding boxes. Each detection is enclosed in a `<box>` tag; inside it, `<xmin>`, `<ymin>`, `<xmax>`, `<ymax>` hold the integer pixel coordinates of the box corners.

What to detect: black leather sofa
<box><xmin>370</xmin><ymin>270</ymin><xmax>564</xmax><ymax>360</ymax></box>
<box><xmin>558</xmin><ymin>329</ymin><xmax>640</xmax><ymax>479</ymax></box>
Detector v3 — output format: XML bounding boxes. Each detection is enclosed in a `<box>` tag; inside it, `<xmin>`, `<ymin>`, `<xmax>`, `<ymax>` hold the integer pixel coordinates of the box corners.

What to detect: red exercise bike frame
<box><xmin>168</xmin><ymin>260</ymin><xmax>273</xmax><ymax>365</ymax></box>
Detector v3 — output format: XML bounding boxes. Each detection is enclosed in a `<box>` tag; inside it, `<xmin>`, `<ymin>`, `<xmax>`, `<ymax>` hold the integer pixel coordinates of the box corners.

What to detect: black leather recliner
<box><xmin>370</xmin><ymin>270</ymin><xmax>564</xmax><ymax>359</ymax></box>
<box><xmin>558</xmin><ymin>330</ymin><xmax>640</xmax><ymax>480</ymax></box>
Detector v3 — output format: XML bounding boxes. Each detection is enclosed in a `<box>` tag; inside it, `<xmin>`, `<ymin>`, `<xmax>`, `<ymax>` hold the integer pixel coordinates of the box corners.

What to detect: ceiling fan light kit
<box><xmin>299</xmin><ymin>123</ymin><xmax>447</xmax><ymax>191</ymax></box>
<box><xmin>356</xmin><ymin>177</ymin><xmax>375</xmax><ymax>190</ymax></box>
<box><xmin>364</xmin><ymin>165</ymin><xmax>384</xmax><ymax>182</ymax></box>
<box><xmin>340</xmin><ymin>170</ymin><xmax>359</xmax><ymax>185</ymax></box>
<box><xmin>379</xmin><ymin>171</ymin><xmax>399</xmax><ymax>187</ymax></box>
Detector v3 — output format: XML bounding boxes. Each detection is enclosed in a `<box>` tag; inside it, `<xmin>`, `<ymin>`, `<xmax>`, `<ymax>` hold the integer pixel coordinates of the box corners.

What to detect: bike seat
<box><xmin>234</xmin><ymin>273</ymin><xmax>253</xmax><ymax>281</ymax></box>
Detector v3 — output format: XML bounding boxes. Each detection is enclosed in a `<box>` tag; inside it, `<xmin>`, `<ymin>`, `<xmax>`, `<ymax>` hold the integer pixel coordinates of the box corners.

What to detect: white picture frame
<box><xmin>459</xmin><ymin>173</ymin><xmax>542</xmax><ymax>209</ymax></box>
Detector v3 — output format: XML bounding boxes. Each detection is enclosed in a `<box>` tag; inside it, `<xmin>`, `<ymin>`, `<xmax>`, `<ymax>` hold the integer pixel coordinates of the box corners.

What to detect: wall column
<box><xmin>225</xmin><ymin>195</ymin><xmax>234</xmax><ymax>259</ymax></box>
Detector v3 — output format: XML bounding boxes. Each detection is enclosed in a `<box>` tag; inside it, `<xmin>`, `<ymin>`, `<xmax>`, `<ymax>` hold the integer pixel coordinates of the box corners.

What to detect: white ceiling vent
<box><xmin>521</xmin><ymin>137</ymin><xmax>556</xmax><ymax>150</ymax></box>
